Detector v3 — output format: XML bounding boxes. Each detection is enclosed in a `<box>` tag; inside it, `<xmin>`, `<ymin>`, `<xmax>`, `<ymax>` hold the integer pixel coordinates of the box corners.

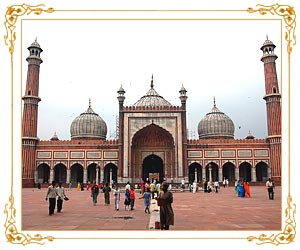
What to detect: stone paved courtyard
<box><xmin>22</xmin><ymin>185</ymin><xmax>281</xmax><ymax>231</ymax></box>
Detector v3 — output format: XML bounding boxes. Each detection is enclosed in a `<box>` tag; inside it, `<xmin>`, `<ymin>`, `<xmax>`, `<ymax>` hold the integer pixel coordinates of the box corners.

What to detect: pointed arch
<box><xmin>131</xmin><ymin>123</ymin><xmax>174</xmax><ymax>147</ymax></box>
<box><xmin>239</xmin><ymin>161</ymin><xmax>252</xmax><ymax>181</ymax></box>
<box><xmin>142</xmin><ymin>154</ymin><xmax>164</xmax><ymax>182</ymax></box>
<box><xmin>87</xmin><ymin>163</ymin><xmax>97</xmax><ymax>183</ymax></box>
<box><xmin>53</xmin><ymin>163</ymin><xmax>67</xmax><ymax>183</ymax></box>
<box><xmin>188</xmin><ymin>162</ymin><xmax>202</xmax><ymax>183</ymax></box>
<box><xmin>222</xmin><ymin>162</ymin><xmax>235</xmax><ymax>183</ymax></box>
<box><xmin>70</xmin><ymin>163</ymin><xmax>84</xmax><ymax>184</ymax></box>
<box><xmin>36</xmin><ymin>163</ymin><xmax>50</xmax><ymax>183</ymax></box>
<box><xmin>131</xmin><ymin>123</ymin><xmax>175</xmax><ymax>181</ymax></box>
<box><xmin>205</xmin><ymin>162</ymin><xmax>219</xmax><ymax>181</ymax></box>
<box><xmin>103</xmin><ymin>163</ymin><xmax>118</xmax><ymax>184</ymax></box>
<box><xmin>256</xmin><ymin>161</ymin><xmax>269</xmax><ymax>182</ymax></box>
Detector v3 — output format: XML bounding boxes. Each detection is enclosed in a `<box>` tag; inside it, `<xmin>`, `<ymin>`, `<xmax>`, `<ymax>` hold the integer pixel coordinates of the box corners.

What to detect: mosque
<box><xmin>21</xmin><ymin>38</ymin><xmax>281</xmax><ymax>187</ymax></box>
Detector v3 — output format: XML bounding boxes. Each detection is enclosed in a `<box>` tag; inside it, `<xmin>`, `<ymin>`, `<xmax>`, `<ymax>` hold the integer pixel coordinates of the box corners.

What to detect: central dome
<box><xmin>198</xmin><ymin>100</ymin><xmax>235</xmax><ymax>139</ymax></box>
<box><xmin>70</xmin><ymin>100</ymin><xmax>107</xmax><ymax>140</ymax></box>
<box><xmin>133</xmin><ymin>76</ymin><xmax>172</xmax><ymax>107</ymax></box>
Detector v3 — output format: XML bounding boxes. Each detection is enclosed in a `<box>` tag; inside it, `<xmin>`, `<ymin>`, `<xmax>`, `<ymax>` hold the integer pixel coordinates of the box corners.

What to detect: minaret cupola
<box><xmin>179</xmin><ymin>84</ymin><xmax>188</xmax><ymax>105</ymax></box>
<box><xmin>27</xmin><ymin>38</ymin><xmax>43</xmax><ymax>64</ymax></box>
<box><xmin>117</xmin><ymin>85</ymin><xmax>126</xmax><ymax>105</ymax></box>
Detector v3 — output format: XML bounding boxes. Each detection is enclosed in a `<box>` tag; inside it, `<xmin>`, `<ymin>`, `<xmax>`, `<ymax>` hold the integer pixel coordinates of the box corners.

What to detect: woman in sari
<box><xmin>244</xmin><ymin>180</ymin><xmax>251</xmax><ymax>198</ymax></box>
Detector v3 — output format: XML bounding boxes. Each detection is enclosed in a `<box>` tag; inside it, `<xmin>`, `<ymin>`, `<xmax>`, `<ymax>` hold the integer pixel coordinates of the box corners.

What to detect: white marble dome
<box><xmin>70</xmin><ymin>101</ymin><xmax>107</xmax><ymax>140</ymax></box>
<box><xmin>198</xmin><ymin>101</ymin><xmax>235</xmax><ymax>139</ymax></box>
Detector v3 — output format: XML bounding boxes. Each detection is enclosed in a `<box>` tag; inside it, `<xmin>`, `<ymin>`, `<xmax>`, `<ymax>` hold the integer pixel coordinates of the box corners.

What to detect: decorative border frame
<box><xmin>3</xmin><ymin>2</ymin><xmax>296</xmax><ymax>246</ymax></box>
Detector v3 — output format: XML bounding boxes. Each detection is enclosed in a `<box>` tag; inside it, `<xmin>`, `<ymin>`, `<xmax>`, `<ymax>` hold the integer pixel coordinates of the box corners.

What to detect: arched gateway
<box><xmin>142</xmin><ymin>154</ymin><xmax>163</xmax><ymax>182</ymax></box>
<box><xmin>131</xmin><ymin>124</ymin><xmax>175</xmax><ymax>182</ymax></box>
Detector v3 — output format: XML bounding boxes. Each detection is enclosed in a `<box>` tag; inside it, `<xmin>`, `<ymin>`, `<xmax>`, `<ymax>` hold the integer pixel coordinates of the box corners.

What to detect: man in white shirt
<box><xmin>266</xmin><ymin>178</ymin><xmax>275</xmax><ymax>200</ymax></box>
<box><xmin>45</xmin><ymin>181</ymin><xmax>58</xmax><ymax>215</ymax></box>
<box><xmin>56</xmin><ymin>182</ymin><xmax>66</xmax><ymax>212</ymax></box>
<box><xmin>125</xmin><ymin>181</ymin><xmax>131</xmax><ymax>190</ymax></box>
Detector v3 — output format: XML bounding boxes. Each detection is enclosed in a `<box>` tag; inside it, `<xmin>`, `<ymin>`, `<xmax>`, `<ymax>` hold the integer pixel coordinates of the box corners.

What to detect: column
<box><xmin>100</xmin><ymin>168</ymin><xmax>104</xmax><ymax>183</ymax></box>
<box><xmin>50</xmin><ymin>169</ymin><xmax>54</xmax><ymax>183</ymax></box>
<box><xmin>34</xmin><ymin>170</ymin><xmax>38</xmax><ymax>184</ymax></box>
<box><xmin>96</xmin><ymin>167</ymin><xmax>99</xmax><ymax>184</ymax></box>
<box><xmin>209</xmin><ymin>166</ymin><xmax>212</xmax><ymax>183</ymax></box>
<box><xmin>194</xmin><ymin>168</ymin><xmax>197</xmax><ymax>182</ymax></box>
<box><xmin>235</xmin><ymin>167</ymin><xmax>239</xmax><ymax>180</ymax></box>
<box><xmin>267</xmin><ymin>167</ymin><xmax>271</xmax><ymax>179</ymax></box>
<box><xmin>202</xmin><ymin>167</ymin><xmax>206</xmax><ymax>180</ymax></box>
<box><xmin>218</xmin><ymin>167</ymin><xmax>223</xmax><ymax>182</ymax></box>
<box><xmin>251</xmin><ymin>167</ymin><xmax>257</xmax><ymax>182</ymax></box>
<box><xmin>83</xmin><ymin>169</ymin><xmax>87</xmax><ymax>184</ymax></box>
<box><xmin>110</xmin><ymin>169</ymin><xmax>113</xmax><ymax>187</ymax></box>
<box><xmin>66</xmin><ymin>169</ymin><xmax>71</xmax><ymax>183</ymax></box>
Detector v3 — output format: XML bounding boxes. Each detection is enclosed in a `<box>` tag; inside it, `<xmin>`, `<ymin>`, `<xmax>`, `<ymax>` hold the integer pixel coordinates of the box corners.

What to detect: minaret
<box><xmin>117</xmin><ymin>85</ymin><xmax>126</xmax><ymax>182</ymax></box>
<box><xmin>179</xmin><ymin>84</ymin><xmax>188</xmax><ymax>179</ymax></box>
<box><xmin>260</xmin><ymin>37</ymin><xmax>281</xmax><ymax>184</ymax></box>
<box><xmin>22</xmin><ymin>39</ymin><xmax>43</xmax><ymax>187</ymax></box>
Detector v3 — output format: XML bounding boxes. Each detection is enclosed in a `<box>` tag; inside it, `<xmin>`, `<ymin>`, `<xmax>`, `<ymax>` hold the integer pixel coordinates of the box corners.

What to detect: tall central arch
<box><xmin>131</xmin><ymin>124</ymin><xmax>175</xmax><ymax>182</ymax></box>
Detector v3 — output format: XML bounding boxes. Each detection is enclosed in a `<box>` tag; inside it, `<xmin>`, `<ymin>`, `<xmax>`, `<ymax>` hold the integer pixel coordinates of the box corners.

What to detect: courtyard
<box><xmin>22</xmin><ymin>185</ymin><xmax>281</xmax><ymax>231</ymax></box>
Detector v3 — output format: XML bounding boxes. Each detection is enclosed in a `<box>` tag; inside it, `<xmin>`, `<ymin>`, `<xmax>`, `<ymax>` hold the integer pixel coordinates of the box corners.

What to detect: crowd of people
<box><xmin>43</xmin><ymin>176</ymin><xmax>275</xmax><ymax>231</ymax></box>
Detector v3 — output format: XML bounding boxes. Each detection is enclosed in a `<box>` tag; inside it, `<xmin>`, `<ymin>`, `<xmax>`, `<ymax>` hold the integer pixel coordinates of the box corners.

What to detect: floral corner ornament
<box><xmin>4</xmin><ymin>3</ymin><xmax>54</xmax><ymax>54</ymax></box>
<box><xmin>247</xmin><ymin>3</ymin><xmax>296</xmax><ymax>54</ymax></box>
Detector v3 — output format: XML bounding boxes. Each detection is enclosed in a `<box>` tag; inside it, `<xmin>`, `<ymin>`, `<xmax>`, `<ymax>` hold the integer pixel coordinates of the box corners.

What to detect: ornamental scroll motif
<box><xmin>4</xmin><ymin>194</ymin><xmax>54</xmax><ymax>245</ymax></box>
<box><xmin>248</xmin><ymin>3</ymin><xmax>296</xmax><ymax>54</ymax></box>
<box><xmin>247</xmin><ymin>4</ymin><xmax>296</xmax><ymax>246</ymax></box>
<box><xmin>4</xmin><ymin>3</ymin><xmax>55</xmax><ymax>245</ymax></box>
<box><xmin>4</xmin><ymin>3</ymin><xmax>54</xmax><ymax>54</ymax></box>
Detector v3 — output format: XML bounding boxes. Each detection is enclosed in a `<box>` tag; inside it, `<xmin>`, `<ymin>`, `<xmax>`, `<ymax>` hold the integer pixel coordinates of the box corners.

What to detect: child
<box><xmin>139</xmin><ymin>188</ymin><xmax>151</xmax><ymax>214</ymax></box>
<box><xmin>129</xmin><ymin>186</ymin><xmax>136</xmax><ymax>210</ymax></box>
<box><xmin>124</xmin><ymin>188</ymin><xmax>130</xmax><ymax>210</ymax></box>
<box><xmin>113</xmin><ymin>186</ymin><xmax>120</xmax><ymax>211</ymax></box>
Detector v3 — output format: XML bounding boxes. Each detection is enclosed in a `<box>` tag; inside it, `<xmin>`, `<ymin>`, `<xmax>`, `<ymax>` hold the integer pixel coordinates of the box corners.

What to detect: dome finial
<box><xmin>213</xmin><ymin>96</ymin><xmax>216</xmax><ymax>107</ymax></box>
<box><xmin>151</xmin><ymin>74</ymin><xmax>154</xmax><ymax>88</ymax></box>
<box><xmin>89</xmin><ymin>98</ymin><xmax>91</xmax><ymax>108</ymax></box>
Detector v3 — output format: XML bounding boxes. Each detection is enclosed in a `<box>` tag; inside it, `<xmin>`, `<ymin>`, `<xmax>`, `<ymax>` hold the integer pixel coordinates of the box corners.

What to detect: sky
<box><xmin>22</xmin><ymin>19</ymin><xmax>282</xmax><ymax>140</ymax></box>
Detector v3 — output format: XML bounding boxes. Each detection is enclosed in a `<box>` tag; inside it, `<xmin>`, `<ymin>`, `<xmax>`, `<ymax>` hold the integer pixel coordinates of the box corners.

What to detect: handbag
<box><xmin>156</xmin><ymin>197</ymin><xmax>164</xmax><ymax>206</ymax></box>
<box><xmin>64</xmin><ymin>196</ymin><xmax>69</xmax><ymax>201</ymax></box>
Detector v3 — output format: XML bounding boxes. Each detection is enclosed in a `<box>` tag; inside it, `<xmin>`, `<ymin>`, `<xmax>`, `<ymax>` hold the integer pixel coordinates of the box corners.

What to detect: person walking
<box><xmin>234</xmin><ymin>179</ymin><xmax>238</xmax><ymax>193</ymax></box>
<box><xmin>237</xmin><ymin>179</ymin><xmax>245</xmax><ymax>197</ymax></box>
<box><xmin>125</xmin><ymin>181</ymin><xmax>131</xmax><ymax>191</ymax></box>
<box><xmin>214</xmin><ymin>180</ymin><xmax>219</xmax><ymax>193</ymax></box>
<box><xmin>203</xmin><ymin>178</ymin><xmax>208</xmax><ymax>192</ymax></box>
<box><xmin>124</xmin><ymin>188</ymin><xmax>131</xmax><ymax>210</ymax></box>
<box><xmin>102</xmin><ymin>183</ymin><xmax>111</xmax><ymax>205</ymax></box>
<box><xmin>150</xmin><ymin>181</ymin><xmax>156</xmax><ymax>199</ymax></box>
<box><xmin>113</xmin><ymin>186</ymin><xmax>121</xmax><ymax>211</ymax></box>
<box><xmin>45</xmin><ymin>181</ymin><xmax>58</xmax><ymax>216</ymax></box>
<box><xmin>129</xmin><ymin>186</ymin><xmax>136</xmax><ymax>210</ymax></box>
<box><xmin>244</xmin><ymin>180</ymin><xmax>251</xmax><ymax>198</ymax></box>
<box><xmin>56</xmin><ymin>182</ymin><xmax>66</xmax><ymax>212</ymax></box>
<box><xmin>91</xmin><ymin>182</ymin><xmax>100</xmax><ymax>206</ymax></box>
<box><xmin>140</xmin><ymin>179</ymin><xmax>145</xmax><ymax>195</ymax></box>
<box><xmin>192</xmin><ymin>181</ymin><xmax>197</xmax><ymax>193</ymax></box>
<box><xmin>139</xmin><ymin>188</ymin><xmax>151</xmax><ymax>214</ymax></box>
<box><xmin>155</xmin><ymin>181</ymin><xmax>161</xmax><ymax>197</ymax></box>
<box><xmin>180</xmin><ymin>178</ymin><xmax>185</xmax><ymax>191</ymax></box>
<box><xmin>158</xmin><ymin>182</ymin><xmax>174</xmax><ymax>230</ymax></box>
<box><xmin>266</xmin><ymin>178</ymin><xmax>275</xmax><ymax>200</ymax></box>
<box><xmin>223</xmin><ymin>178</ymin><xmax>226</xmax><ymax>188</ymax></box>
